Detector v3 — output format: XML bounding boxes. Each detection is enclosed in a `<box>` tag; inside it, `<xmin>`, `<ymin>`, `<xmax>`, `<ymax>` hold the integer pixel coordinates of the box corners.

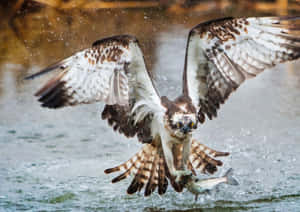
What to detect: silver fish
<box><xmin>185</xmin><ymin>168</ymin><xmax>239</xmax><ymax>201</ymax></box>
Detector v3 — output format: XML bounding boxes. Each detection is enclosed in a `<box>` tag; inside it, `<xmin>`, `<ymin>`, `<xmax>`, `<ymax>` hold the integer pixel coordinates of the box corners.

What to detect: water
<box><xmin>1</xmin><ymin>5</ymin><xmax>300</xmax><ymax>211</ymax></box>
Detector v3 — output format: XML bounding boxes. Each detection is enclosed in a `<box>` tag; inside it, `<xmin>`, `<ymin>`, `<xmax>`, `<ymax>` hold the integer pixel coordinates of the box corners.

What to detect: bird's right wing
<box><xmin>183</xmin><ymin>17</ymin><xmax>300</xmax><ymax>123</ymax></box>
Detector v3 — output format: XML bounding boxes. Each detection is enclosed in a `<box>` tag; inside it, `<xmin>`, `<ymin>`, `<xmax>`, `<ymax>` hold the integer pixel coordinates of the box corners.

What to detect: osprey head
<box><xmin>162</xmin><ymin>96</ymin><xmax>198</xmax><ymax>138</ymax></box>
<box><xmin>169</xmin><ymin>112</ymin><xmax>198</xmax><ymax>137</ymax></box>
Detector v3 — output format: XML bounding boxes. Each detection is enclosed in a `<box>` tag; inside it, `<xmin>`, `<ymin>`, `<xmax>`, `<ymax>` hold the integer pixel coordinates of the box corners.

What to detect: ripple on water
<box><xmin>43</xmin><ymin>192</ymin><xmax>76</xmax><ymax>204</ymax></box>
<box><xmin>80</xmin><ymin>138</ymin><xmax>92</xmax><ymax>142</ymax></box>
<box><xmin>54</xmin><ymin>134</ymin><xmax>66</xmax><ymax>139</ymax></box>
<box><xmin>7</xmin><ymin>130</ymin><xmax>17</xmax><ymax>134</ymax></box>
<box><xmin>45</xmin><ymin>144</ymin><xmax>56</xmax><ymax>149</ymax></box>
<box><xmin>17</xmin><ymin>133</ymin><xmax>43</xmax><ymax>142</ymax></box>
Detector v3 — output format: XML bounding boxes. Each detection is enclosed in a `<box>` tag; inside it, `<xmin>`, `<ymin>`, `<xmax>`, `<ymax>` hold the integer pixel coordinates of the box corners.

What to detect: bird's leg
<box><xmin>182</xmin><ymin>138</ymin><xmax>191</xmax><ymax>170</ymax></box>
<box><xmin>171</xmin><ymin>138</ymin><xmax>193</xmax><ymax>183</ymax></box>
<box><xmin>172</xmin><ymin>139</ymin><xmax>193</xmax><ymax>183</ymax></box>
<box><xmin>161</xmin><ymin>139</ymin><xmax>191</xmax><ymax>183</ymax></box>
<box><xmin>161</xmin><ymin>139</ymin><xmax>177</xmax><ymax>176</ymax></box>
<box><xmin>161</xmin><ymin>137</ymin><xmax>194</xmax><ymax>185</ymax></box>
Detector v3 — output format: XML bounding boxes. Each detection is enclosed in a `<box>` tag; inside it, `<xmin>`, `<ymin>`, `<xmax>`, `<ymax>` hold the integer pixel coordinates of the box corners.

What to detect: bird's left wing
<box><xmin>183</xmin><ymin>16</ymin><xmax>300</xmax><ymax>123</ymax></box>
<box><xmin>26</xmin><ymin>35</ymin><xmax>166</xmax><ymax>142</ymax></box>
<box><xmin>26</xmin><ymin>35</ymin><xmax>161</xmax><ymax>109</ymax></box>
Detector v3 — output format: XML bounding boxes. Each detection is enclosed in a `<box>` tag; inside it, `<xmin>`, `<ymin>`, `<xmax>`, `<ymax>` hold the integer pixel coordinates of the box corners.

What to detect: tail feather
<box><xmin>127</xmin><ymin>145</ymin><xmax>156</xmax><ymax>194</ymax></box>
<box><xmin>158</xmin><ymin>157</ymin><xmax>168</xmax><ymax>195</ymax></box>
<box><xmin>104</xmin><ymin>149</ymin><xmax>143</xmax><ymax>174</ymax></box>
<box><xmin>127</xmin><ymin>152</ymin><xmax>148</xmax><ymax>194</ymax></box>
<box><xmin>104</xmin><ymin>146</ymin><xmax>145</xmax><ymax>182</ymax></box>
<box><xmin>144</xmin><ymin>153</ymin><xmax>159</xmax><ymax>196</ymax></box>
<box><xmin>190</xmin><ymin>140</ymin><xmax>229</xmax><ymax>174</ymax></box>
<box><xmin>105</xmin><ymin>143</ymin><xmax>170</xmax><ymax>196</ymax></box>
<box><xmin>105</xmin><ymin>140</ymin><xmax>230</xmax><ymax>196</ymax></box>
<box><xmin>192</xmin><ymin>139</ymin><xmax>230</xmax><ymax>157</ymax></box>
<box><xmin>111</xmin><ymin>169</ymin><xmax>130</xmax><ymax>183</ymax></box>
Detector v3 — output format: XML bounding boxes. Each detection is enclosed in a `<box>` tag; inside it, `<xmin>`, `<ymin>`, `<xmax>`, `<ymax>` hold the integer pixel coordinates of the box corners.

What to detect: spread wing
<box><xmin>26</xmin><ymin>35</ymin><xmax>166</xmax><ymax>142</ymax></box>
<box><xmin>183</xmin><ymin>16</ymin><xmax>300</xmax><ymax>123</ymax></box>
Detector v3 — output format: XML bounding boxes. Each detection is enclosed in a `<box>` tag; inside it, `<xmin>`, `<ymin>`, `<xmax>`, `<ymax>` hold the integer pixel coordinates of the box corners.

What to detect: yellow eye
<box><xmin>190</xmin><ymin>122</ymin><xmax>194</xmax><ymax>128</ymax></box>
<box><xmin>190</xmin><ymin>121</ymin><xmax>197</xmax><ymax>129</ymax></box>
<box><xmin>177</xmin><ymin>122</ymin><xmax>183</xmax><ymax>128</ymax></box>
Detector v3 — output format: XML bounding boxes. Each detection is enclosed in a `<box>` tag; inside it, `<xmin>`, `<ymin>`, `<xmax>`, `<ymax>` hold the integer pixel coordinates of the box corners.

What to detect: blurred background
<box><xmin>1</xmin><ymin>0</ymin><xmax>300</xmax><ymax>211</ymax></box>
<box><xmin>1</xmin><ymin>0</ymin><xmax>300</xmax><ymax>81</ymax></box>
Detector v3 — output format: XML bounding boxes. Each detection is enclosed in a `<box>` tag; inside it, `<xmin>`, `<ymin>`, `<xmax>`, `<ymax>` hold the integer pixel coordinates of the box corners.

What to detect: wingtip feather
<box><xmin>33</xmin><ymin>72</ymin><xmax>69</xmax><ymax>109</ymax></box>
<box><xmin>104</xmin><ymin>167</ymin><xmax>119</xmax><ymax>174</ymax></box>
<box><xmin>24</xmin><ymin>60</ymin><xmax>67</xmax><ymax>80</ymax></box>
<box><xmin>111</xmin><ymin>173</ymin><xmax>127</xmax><ymax>183</ymax></box>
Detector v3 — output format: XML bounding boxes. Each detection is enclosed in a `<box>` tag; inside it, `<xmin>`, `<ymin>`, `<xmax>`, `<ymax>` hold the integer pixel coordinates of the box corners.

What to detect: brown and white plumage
<box><xmin>26</xmin><ymin>35</ymin><xmax>165</xmax><ymax>143</ymax></box>
<box><xmin>26</xmin><ymin>17</ymin><xmax>300</xmax><ymax>197</ymax></box>
<box><xmin>183</xmin><ymin>17</ymin><xmax>300</xmax><ymax>122</ymax></box>
<box><xmin>104</xmin><ymin>139</ymin><xmax>228</xmax><ymax>196</ymax></box>
<box><xmin>26</xmin><ymin>35</ymin><xmax>161</xmax><ymax>109</ymax></box>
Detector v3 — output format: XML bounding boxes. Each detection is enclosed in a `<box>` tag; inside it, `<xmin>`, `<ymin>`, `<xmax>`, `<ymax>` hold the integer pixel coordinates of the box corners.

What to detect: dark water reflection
<box><xmin>1</xmin><ymin>4</ymin><xmax>300</xmax><ymax>212</ymax></box>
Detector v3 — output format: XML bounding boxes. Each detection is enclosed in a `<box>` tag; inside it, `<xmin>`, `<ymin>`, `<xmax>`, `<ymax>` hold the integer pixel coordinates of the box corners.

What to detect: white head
<box><xmin>164</xmin><ymin>111</ymin><xmax>198</xmax><ymax>138</ymax></box>
<box><xmin>162</xmin><ymin>96</ymin><xmax>198</xmax><ymax>138</ymax></box>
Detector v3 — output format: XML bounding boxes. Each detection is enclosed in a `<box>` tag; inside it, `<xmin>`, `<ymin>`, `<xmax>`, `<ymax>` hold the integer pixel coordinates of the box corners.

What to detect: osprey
<box><xmin>26</xmin><ymin>17</ymin><xmax>300</xmax><ymax>196</ymax></box>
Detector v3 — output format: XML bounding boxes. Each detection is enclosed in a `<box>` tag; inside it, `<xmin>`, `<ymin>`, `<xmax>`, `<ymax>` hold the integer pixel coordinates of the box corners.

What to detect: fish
<box><xmin>184</xmin><ymin>168</ymin><xmax>239</xmax><ymax>201</ymax></box>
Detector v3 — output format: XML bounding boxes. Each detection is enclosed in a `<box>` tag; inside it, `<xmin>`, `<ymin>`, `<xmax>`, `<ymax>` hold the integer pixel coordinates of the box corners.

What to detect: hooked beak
<box><xmin>180</xmin><ymin>125</ymin><xmax>191</xmax><ymax>134</ymax></box>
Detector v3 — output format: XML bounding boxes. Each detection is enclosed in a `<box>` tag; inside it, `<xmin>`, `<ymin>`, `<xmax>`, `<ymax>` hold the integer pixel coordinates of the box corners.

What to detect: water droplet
<box><xmin>7</xmin><ymin>130</ymin><xmax>16</xmax><ymax>134</ymax></box>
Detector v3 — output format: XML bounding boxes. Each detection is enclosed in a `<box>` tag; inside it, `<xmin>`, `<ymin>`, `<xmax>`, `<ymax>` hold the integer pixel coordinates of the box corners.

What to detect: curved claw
<box><xmin>174</xmin><ymin>170</ymin><xmax>193</xmax><ymax>184</ymax></box>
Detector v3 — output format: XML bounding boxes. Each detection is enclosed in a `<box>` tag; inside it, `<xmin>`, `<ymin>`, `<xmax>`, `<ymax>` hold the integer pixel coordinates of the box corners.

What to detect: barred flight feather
<box><xmin>158</xmin><ymin>157</ymin><xmax>168</xmax><ymax>195</ymax></box>
<box><xmin>105</xmin><ymin>140</ymin><xmax>229</xmax><ymax>196</ymax></box>
<box><xmin>26</xmin><ymin>35</ymin><xmax>165</xmax><ymax>145</ymax></box>
<box><xmin>144</xmin><ymin>153</ymin><xmax>160</xmax><ymax>196</ymax></box>
<box><xmin>183</xmin><ymin>16</ymin><xmax>300</xmax><ymax>123</ymax></box>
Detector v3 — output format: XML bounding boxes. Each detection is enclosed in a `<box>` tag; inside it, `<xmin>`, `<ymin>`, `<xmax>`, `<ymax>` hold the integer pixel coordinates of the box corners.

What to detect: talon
<box><xmin>174</xmin><ymin>170</ymin><xmax>193</xmax><ymax>183</ymax></box>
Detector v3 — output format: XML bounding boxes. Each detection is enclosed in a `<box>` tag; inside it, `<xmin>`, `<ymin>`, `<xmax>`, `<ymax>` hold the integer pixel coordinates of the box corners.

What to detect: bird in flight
<box><xmin>26</xmin><ymin>16</ymin><xmax>300</xmax><ymax>196</ymax></box>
